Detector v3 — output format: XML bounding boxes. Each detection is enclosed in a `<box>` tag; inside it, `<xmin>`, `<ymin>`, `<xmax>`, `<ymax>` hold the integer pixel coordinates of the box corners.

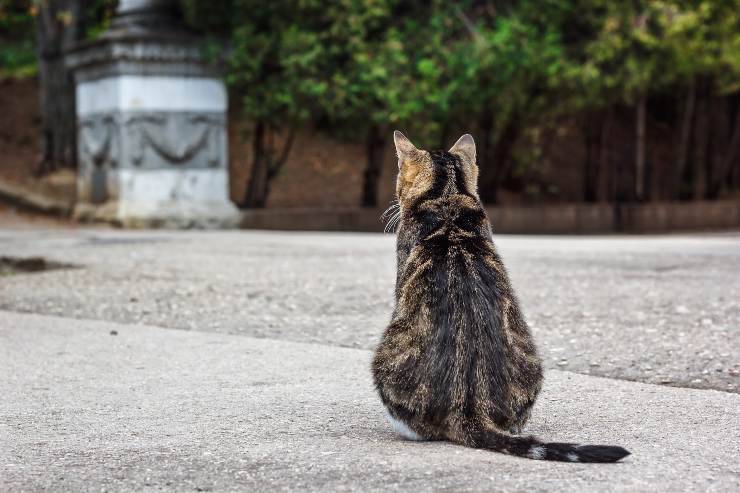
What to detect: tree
<box><xmin>564</xmin><ymin>0</ymin><xmax>740</xmax><ymax>201</ymax></box>
<box><xmin>34</xmin><ymin>0</ymin><xmax>89</xmax><ymax>175</ymax></box>
<box><xmin>0</xmin><ymin>0</ymin><xmax>114</xmax><ymax>176</ymax></box>
<box><xmin>320</xmin><ymin>1</ymin><xmax>451</xmax><ymax>208</ymax></box>
<box><xmin>176</xmin><ymin>0</ymin><xmax>740</xmax><ymax>206</ymax></box>
<box><xmin>443</xmin><ymin>5</ymin><xmax>571</xmax><ymax>203</ymax></box>
<box><xmin>319</xmin><ymin>1</ymin><xmax>403</xmax><ymax>208</ymax></box>
<box><xmin>228</xmin><ymin>0</ymin><xmax>329</xmax><ymax>208</ymax></box>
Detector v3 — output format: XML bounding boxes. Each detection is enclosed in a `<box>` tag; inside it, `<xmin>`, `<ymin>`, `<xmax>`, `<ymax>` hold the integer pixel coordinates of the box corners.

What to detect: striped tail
<box><xmin>466</xmin><ymin>428</ymin><xmax>630</xmax><ymax>463</ymax></box>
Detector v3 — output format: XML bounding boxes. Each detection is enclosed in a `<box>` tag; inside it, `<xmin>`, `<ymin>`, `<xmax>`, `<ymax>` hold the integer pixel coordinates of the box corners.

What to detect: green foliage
<box><xmin>227</xmin><ymin>0</ymin><xmax>329</xmax><ymax>128</ymax></box>
<box><xmin>318</xmin><ymin>1</ymin><xmax>456</xmax><ymax>140</ymax></box>
<box><xmin>6</xmin><ymin>0</ymin><xmax>738</xmax><ymax>133</ymax></box>
<box><xmin>215</xmin><ymin>0</ymin><xmax>740</xmax><ymax>203</ymax></box>
<box><xmin>532</xmin><ymin>0</ymin><xmax>740</xmax><ymax>104</ymax></box>
<box><xmin>83</xmin><ymin>0</ymin><xmax>117</xmax><ymax>40</ymax></box>
<box><xmin>0</xmin><ymin>0</ymin><xmax>117</xmax><ymax>79</ymax></box>
<box><xmin>0</xmin><ymin>0</ymin><xmax>36</xmax><ymax>78</ymax></box>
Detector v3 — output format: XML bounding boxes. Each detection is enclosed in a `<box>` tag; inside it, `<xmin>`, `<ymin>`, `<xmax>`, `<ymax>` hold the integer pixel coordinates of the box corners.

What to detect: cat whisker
<box><xmin>384</xmin><ymin>216</ymin><xmax>395</xmax><ymax>234</ymax></box>
<box><xmin>381</xmin><ymin>200</ymin><xmax>400</xmax><ymax>221</ymax></box>
<box><xmin>382</xmin><ymin>200</ymin><xmax>401</xmax><ymax>234</ymax></box>
<box><xmin>385</xmin><ymin>211</ymin><xmax>402</xmax><ymax>234</ymax></box>
<box><xmin>385</xmin><ymin>214</ymin><xmax>401</xmax><ymax>234</ymax></box>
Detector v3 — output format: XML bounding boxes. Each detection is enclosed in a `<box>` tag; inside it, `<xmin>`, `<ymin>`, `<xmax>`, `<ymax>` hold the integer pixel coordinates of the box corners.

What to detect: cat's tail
<box><xmin>463</xmin><ymin>428</ymin><xmax>630</xmax><ymax>463</ymax></box>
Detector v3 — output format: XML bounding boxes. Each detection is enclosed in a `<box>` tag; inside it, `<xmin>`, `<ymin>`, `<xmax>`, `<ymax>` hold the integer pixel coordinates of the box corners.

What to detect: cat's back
<box><xmin>392</xmin><ymin>194</ymin><xmax>514</xmax><ymax>350</ymax></box>
<box><xmin>400</xmin><ymin>194</ymin><xmax>505</xmax><ymax>297</ymax></box>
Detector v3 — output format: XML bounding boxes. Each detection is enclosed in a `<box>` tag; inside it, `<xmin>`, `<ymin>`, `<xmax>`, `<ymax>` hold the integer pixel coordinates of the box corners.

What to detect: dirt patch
<box><xmin>228</xmin><ymin>120</ymin><xmax>383</xmax><ymax>208</ymax></box>
<box><xmin>0</xmin><ymin>78</ymin><xmax>40</xmax><ymax>186</ymax></box>
<box><xmin>0</xmin><ymin>78</ymin><xmax>76</xmax><ymax>203</ymax></box>
<box><xmin>0</xmin><ymin>202</ymin><xmax>74</xmax><ymax>229</ymax></box>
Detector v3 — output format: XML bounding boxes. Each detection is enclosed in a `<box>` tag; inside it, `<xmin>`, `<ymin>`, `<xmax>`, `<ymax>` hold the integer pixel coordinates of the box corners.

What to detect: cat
<box><xmin>371</xmin><ymin>131</ymin><xmax>630</xmax><ymax>463</ymax></box>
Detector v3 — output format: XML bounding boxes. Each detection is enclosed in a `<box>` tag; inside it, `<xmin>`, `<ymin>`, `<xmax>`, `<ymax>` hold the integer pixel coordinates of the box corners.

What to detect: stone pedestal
<box><xmin>67</xmin><ymin>0</ymin><xmax>239</xmax><ymax>228</ymax></box>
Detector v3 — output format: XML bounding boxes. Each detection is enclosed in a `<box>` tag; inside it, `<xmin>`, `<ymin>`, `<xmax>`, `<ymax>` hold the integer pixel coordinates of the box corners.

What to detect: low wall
<box><xmin>617</xmin><ymin>200</ymin><xmax>740</xmax><ymax>233</ymax></box>
<box><xmin>487</xmin><ymin>203</ymin><xmax>616</xmax><ymax>234</ymax></box>
<box><xmin>241</xmin><ymin>200</ymin><xmax>740</xmax><ymax>234</ymax></box>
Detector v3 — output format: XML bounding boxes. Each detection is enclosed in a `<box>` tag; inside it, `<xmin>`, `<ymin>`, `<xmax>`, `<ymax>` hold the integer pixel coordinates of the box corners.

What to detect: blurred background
<box><xmin>1</xmin><ymin>0</ymin><xmax>739</xmax><ymax>230</ymax></box>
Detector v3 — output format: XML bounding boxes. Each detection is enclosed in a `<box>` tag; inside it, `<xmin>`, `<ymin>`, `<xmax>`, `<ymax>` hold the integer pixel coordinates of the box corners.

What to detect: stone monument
<box><xmin>66</xmin><ymin>0</ymin><xmax>239</xmax><ymax>227</ymax></box>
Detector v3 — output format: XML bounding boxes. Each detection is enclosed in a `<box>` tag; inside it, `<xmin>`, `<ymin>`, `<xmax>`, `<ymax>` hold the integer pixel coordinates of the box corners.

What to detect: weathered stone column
<box><xmin>66</xmin><ymin>0</ymin><xmax>239</xmax><ymax>228</ymax></box>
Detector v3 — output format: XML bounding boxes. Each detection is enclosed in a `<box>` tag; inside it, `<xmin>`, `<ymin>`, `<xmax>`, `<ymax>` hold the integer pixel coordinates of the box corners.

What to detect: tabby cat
<box><xmin>371</xmin><ymin>131</ymin><xmax>630</xmax><ymax>463</ymax></box>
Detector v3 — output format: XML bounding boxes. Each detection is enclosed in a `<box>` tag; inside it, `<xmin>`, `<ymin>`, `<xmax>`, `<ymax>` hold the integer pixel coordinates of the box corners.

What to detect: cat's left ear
<box><xmin>449</xmin><ymin>134</ymin><xmax>476</xmax><ymax>164</ymax></box>
<box><xmin>394</xmin><ymin>130</ymin><xmax>419</xmax><ymax>166</ymax></box>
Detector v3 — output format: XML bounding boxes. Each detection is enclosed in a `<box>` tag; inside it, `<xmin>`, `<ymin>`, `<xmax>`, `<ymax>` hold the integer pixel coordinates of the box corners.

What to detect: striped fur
<box><xmin>371</xmin><ymin>131</ymin><xmax>630</xmax><ymax>463</ymax></box>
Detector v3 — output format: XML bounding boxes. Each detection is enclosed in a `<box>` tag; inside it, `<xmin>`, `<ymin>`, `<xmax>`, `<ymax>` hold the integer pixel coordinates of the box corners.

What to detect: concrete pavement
<box><xmin>0</xmin><ymin>229</ymin><xmax>738</xmax><ymax>392</ymax></box>
<box><xmin>2</xmin><ymin>311</ymin><xmax>739</xmax><ymax>492</ymax></box>
<box><xmin>1</xmin><ymin>228</ymin><xmax>739</xmax><ymax>490</ymax></box>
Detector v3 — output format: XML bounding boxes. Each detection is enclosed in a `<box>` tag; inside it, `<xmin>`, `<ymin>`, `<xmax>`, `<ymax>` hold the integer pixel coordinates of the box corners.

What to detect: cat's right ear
<box><xmin>394</xmin><ymin>130</ymin><xmax>418</xmax><ymax>166</ymax></box>
<box><xmin>449</xmin><ymin>133</ymin><xmax>476</xmax><ymax>164</ymax></box>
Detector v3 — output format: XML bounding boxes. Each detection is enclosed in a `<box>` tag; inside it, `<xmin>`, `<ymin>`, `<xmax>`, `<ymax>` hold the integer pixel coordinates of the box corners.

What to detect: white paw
<box><xmin>384</xmin><ymin>410</ymin><xmax>424</xmax><ymax>441</ymax></box>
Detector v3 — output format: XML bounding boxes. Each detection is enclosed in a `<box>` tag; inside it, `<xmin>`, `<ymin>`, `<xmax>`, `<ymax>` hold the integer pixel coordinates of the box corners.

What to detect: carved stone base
<box><xmin>73</xmin><ymin>169</ymin><xmax>240</xmax><ymax>228</ymax></box>
<box><xmin>74</xmin><ymin>201</ymin><xmax>241</xmax><ymax>229</ymax></box>
<box><xmin>67</xmin><ymin>21</ymin><xmax>237</xmax><ymax>229</ymax></box>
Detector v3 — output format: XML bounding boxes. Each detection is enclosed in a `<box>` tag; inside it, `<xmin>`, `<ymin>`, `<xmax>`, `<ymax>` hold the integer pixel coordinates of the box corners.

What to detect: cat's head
<box><xmin>393</xmin><ymin>131</ymin><xmax>479</xmax><ymax>209</ymax></box>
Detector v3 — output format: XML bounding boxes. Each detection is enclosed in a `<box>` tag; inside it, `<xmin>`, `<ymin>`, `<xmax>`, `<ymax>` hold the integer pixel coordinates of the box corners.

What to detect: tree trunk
<box><xmin>361</xmin><ymin>125</ymin><xmax>386</xmax><ymax>208</ymax></box>
<box><xmin>692</xmin><ymin>79</ymin><xmax>710</xmax><ymax>200</ymax></box>
<box><xmin>239</xmin><ymin>122</ymin><xmax>296</xmax><ymax>209</ymax></box>
<box><xmin>730</xmin><ymin>95</ymin><xmax>740</xmax><ymax>191</ymax></box>
<box><xmin>704</xmin><ymin>96</ymin><xmax>720</xmax><ymax>199</ymax></box>
<box><xmin>242</xmin><ymin>121</ymin><xmax>269</xmax><ymax>208</ymax></box>
<box><xmin>634</xmin><ymin>95</ymin><xmax>647</xmax><ymax>202</ymax></box>
<box><xmin>476</xmin><ymin>113</ymin><xmax>495</xmax><ymax>203</ymax></box>
<box><xmin>732</xmin><ymin>144</ymin><xmax>740</xmax><ymax>191</ymax></box>
<box><xmin>267</xmin><ymin>126</ymin><xmax>296</xmax><ymax>182</ymax></box>
<box><xmin>675</xmin><ymin>80</ymin><xmax>696</xmax><ymax>200</ymax></box>
<box><xmin>614</xmin><ymin>107</ymin><xmax>634</xmax><ymax>204</ymax></box>
<box><xmin>598</xmin><ymin>108</ymin><xmax>614</xmax><ymax>202</ymax></box>
<box><xmin>478</xmin><ymin>117</ymin><xmax>519</xmax><ymax>204</ymax></box>
<box><xmin>492</xmin><ymin>121</ymin><xmax>520</xmax><ymax>200</ymax></box>
<box><xmin>582</xmin><ymin>113</ymin><xmax>599</xmax><ymax>202</ymax></box>
<box><xmin>707</xmin><ymin>98</ymin><xmax>740</xmax><ymax>199</ymax></box>
<box><xmin>35</xmin><ymin>0</ymin><xmax>86</xmax><ymax>176</ymax></box>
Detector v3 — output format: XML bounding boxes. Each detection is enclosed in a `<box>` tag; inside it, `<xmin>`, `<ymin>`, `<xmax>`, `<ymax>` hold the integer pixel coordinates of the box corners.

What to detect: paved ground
<box><xmin>1</xmin><ymin>226</ymin><xmax>739</xmax><ymax>491</ymax></box>
<box><xmin>3</xmin><ymin>311</ymin><xmax>739</xmax><ymax>492</ymax></box>
<box><xmin>0</xmin><ymin>229</ymin><xmax>738</xmax><ymax>392</ymax></box>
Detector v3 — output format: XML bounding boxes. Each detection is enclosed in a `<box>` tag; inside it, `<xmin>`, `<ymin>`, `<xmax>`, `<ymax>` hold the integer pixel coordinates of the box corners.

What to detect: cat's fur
<box><xmin>371</xmin><ymin>131</ymin><xmax>630</xmax><ymax>463</ymax></box>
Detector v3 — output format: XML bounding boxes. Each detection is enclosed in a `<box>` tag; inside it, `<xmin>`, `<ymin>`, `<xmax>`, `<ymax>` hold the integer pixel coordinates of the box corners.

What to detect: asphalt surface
<box><xmin>2</xmin><ymin>311</ymin><xmax>739</xmax><ymax>492</ymax></box>
<box><xmin>0</xmin><ymin>229</ymin><xmax>738</xmax><ymax>392</ymax></box>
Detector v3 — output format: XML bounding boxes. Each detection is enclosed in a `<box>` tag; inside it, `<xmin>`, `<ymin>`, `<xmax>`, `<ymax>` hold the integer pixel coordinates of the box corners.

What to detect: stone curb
<box><xmin>241</xmin><ymin>200</ymin><xmax>740</xmax><ymax>234</ymax></box>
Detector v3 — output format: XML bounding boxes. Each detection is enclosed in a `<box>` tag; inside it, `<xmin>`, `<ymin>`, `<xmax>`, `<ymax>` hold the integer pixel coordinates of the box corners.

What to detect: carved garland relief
<box><xmin>78</xmin><ymin>113</ymin><xmax>224</xmax><ymax>169</ymax></box>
